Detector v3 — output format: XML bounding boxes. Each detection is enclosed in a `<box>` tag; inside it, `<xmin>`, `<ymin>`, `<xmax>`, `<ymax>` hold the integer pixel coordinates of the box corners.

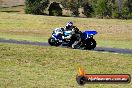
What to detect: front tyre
<box><xmin>48</xmin><ymin>37</ymin><xmax>55</xmax><ymax>46</ymax></box>
<box><xmin>48</xmin><ymin>37</ymin><xmax>61</xmax><ymax>46</ymax></box>
<box><xmin>85</xmin><ymin>39</ymin><xmax>96</xmax><ymax>50</ymax></box>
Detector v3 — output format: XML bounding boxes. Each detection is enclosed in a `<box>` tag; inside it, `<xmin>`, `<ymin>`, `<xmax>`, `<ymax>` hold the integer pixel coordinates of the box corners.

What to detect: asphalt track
<box><xmin>0</xmin><ymin>38</ymin><xmax>132</xmax><ymax>54</ymax></box>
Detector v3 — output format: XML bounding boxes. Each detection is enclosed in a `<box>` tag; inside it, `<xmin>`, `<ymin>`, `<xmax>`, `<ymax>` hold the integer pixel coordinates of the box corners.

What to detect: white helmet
<box><xmin>66</xmin><ymin>22</ymin><xmax>73</xmax><ymax>29</ymax></box>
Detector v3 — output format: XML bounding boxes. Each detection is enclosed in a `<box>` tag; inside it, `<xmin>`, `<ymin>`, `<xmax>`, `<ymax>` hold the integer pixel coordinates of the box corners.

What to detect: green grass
<box><xmin>97</xmin><ymin>40</ymin><xmax>132</xmax><ymax>49</ymax></box>
<box><xmin>0</xmin><ymin>12</ymin><xmax>132</xmax><ymax>49</ymax></box>
<box><xmin>0</xmin><ymin>43</ymin><xmax>132</xmax><ymax>88</ymax></box>
<box><xmin>0</xmin><ymin>32</ymin><xmax>48</xmax><ymax>42</ymax></box>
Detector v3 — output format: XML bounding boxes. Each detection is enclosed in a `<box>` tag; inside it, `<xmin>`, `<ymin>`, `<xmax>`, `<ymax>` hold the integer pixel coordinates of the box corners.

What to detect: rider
<box><xmin>64</xmin><ymin>22</ymin><xmax>82</xmax><ymax>48</ymax></box>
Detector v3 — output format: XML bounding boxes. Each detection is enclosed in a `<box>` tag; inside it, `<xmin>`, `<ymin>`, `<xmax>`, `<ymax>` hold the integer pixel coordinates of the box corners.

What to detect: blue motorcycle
<box><xmin>48</xmin><ymin>28</ymin><xmax>97</xmax><ymax>50</ymax></box>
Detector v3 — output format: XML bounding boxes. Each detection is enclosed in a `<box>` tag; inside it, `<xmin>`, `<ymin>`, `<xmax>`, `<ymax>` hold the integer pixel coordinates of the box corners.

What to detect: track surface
<box><xmin>0</xmin><ymin>38</ymin><xmax>132</xmax><ymax>54</ymax></box>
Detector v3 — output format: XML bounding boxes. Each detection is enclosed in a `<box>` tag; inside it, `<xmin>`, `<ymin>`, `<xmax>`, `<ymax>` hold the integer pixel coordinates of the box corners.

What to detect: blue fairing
<box><xmin>64</xmin><ymin>31</ymin><xmax>72</xmax><ymax>37</ymax></box>
<box><xmin>52</xmin><ymin>34</ymin><xmax>63</xmax><ymax>40</ymax></box>
<box><xmin>83</xmin><ymin>30</ymin><xmax>97</xmax><ymax>39</ymax></box>
<box><xmin>84</xmin><ymin>30</ymin><xmax>97</xmax><ymax>35</ymax></box>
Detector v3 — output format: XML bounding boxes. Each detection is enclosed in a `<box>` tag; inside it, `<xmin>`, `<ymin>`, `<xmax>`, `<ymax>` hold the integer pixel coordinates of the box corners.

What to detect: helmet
<box><xmin>66</xmin><ymin>22</ymin><xmax>73</xmax><ymax>29</ymax></box>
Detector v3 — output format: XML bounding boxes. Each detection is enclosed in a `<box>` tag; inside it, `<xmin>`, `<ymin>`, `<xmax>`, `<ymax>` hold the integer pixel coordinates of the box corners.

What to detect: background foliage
<box><xmin>24</xmin><ymin>0</ymin><xmax>132</xmax><ymax>19</ymax></box>
<box><xmin>25</xmin><ymin>0</ymin><xmax>49</xmax><ymax>15</ymax></box>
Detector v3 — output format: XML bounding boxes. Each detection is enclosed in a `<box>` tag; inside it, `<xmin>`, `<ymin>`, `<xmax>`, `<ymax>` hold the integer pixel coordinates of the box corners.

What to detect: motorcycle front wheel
<box><xmin>48</xmin><ymin>37</ymin><xmax>61</xmax><ymax>46</ymax></box>
<box><xmin>48</xmin><ymin>37</ymin><xmax>55</xmax><ymax>46</ymax></box>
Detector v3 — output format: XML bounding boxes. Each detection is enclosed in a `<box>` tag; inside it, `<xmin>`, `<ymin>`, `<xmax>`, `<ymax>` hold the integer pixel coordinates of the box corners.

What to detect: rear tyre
<box><xmin>85</xmin><ymin>39</ymin><xmax>96</xmax><ymax>50</ymax></box>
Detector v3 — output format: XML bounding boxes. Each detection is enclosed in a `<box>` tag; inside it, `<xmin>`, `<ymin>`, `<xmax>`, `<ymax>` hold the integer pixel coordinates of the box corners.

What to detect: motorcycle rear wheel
<box><xmin>85</xmin><ymin>39</ymin><xmax>96</xmax><ymax>50</ymax></box>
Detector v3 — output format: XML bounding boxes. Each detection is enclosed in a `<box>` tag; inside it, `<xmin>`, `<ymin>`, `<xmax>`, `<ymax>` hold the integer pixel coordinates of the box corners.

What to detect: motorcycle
<box><xmin>48</xmin><ymin>27</ymin><xmax>97</xmax><ymax>50</ymax></box>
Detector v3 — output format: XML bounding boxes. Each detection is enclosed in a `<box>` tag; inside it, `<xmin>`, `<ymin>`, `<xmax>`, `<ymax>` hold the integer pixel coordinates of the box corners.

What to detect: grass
<box><xmin>0</xmin><ymin>2</ymin><xmax>131</xmax><ymax>88</ymax></box>
<box><xmin>0</xmin><ymin>6</ymin><xmax>25</xmax><ymax>14</ymax></box>
<box><xmin>0</xmin><ymin>12</ymin><xmax>132</xmax><ymax>49</ymax></box>
<box><xmin>0</xmin><ymin>43</ymin><xmax>132</xmax><ymax>88</ymax></box>
<box><xmin>0</xmin><ymin>33</ymin><xmax>48</xmax><ymax>42</ymax></box>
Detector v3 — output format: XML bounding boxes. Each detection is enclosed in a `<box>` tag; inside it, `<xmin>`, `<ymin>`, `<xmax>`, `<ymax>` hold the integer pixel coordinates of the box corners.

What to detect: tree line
<box><xmin>25</xmin><ymin>0</ymin><xmax>132</xmax><ymax>19</ymax></box>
